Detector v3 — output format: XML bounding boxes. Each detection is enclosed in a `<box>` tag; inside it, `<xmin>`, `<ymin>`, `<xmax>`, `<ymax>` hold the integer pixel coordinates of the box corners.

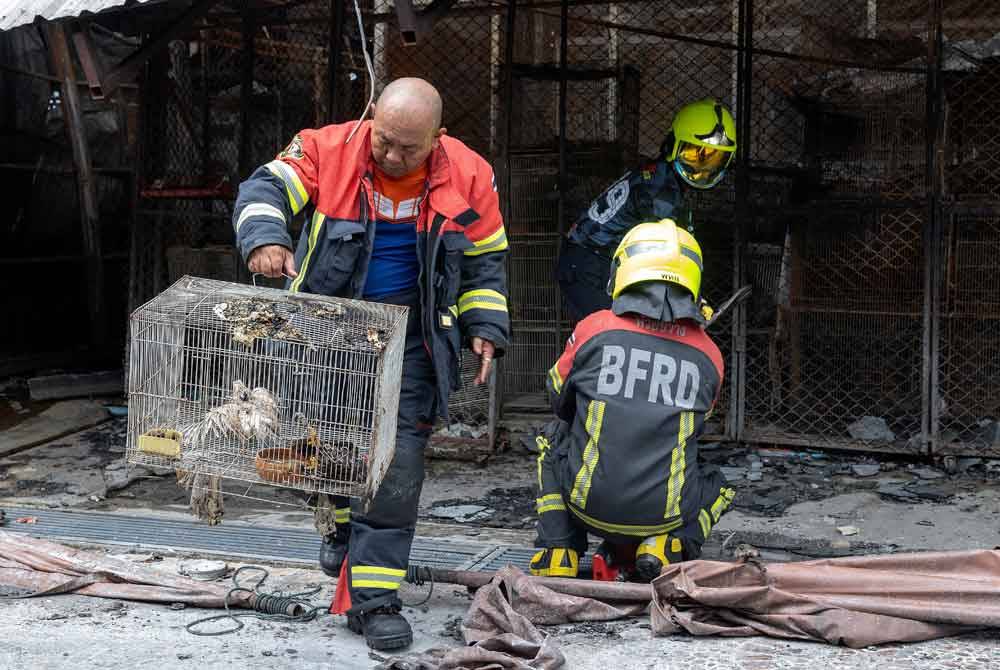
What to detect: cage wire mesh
<box><xmin>126</xmin><ymin>276</ymin><xmax>408</xmax><ymax>503</ymax></box>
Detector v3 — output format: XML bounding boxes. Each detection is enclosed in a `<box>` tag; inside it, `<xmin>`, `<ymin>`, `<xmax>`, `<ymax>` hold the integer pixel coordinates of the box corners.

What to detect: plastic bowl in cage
<box><xmin>254</xmin><ymin>447</ymin><xmax>312</xmax><ymax>486</ymax></box>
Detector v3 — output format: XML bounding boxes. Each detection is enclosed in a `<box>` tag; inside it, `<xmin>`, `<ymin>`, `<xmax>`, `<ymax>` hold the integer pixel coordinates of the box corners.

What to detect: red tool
<box><xmin>591</xmin><ymin>542</ymin><xmax>639</xmax><ymax>582</ymax></box>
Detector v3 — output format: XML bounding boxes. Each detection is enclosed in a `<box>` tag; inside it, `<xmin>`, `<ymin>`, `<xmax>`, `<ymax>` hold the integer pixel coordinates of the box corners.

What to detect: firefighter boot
<box><xmin>529</xmin><ymin>547</ymin><xmax>579</xmax><ymax>578</ymax></box>
<box><xmin>318</xmin><ymin>525</ymin><xmax>351</xmax><ymax>577</ymax></box>
<box><xmin>634</xmin><ymin>534</ymin><xmax>684</xmax><ymax>583</ymax></box>
<box><xmin>347</xmin><ymin>604</ymin><xmax>413</xmax><ymax>651</ymax></box>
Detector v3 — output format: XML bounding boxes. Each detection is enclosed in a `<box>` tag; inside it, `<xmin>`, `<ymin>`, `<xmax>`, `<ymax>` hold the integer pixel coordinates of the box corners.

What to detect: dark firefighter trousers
<box><xmin>533</xmin><ymin>420</ymin><xmax>734</xmax><ymax>561</ymax></box>
<box><xmin>556</xmin><ymin>237</ymin><xmax>613</xmax><ymax>322</ymax></box>
<box><xmin>328</xmin><ymin>289</ymin><xmax>437</xmax><ymax>613</ymax></box>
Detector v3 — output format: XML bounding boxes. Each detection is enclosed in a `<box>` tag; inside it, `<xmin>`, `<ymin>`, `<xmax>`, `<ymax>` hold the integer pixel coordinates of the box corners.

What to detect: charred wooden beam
<box><xmin>71</xmin><ymin>26</ymin><xmax>105</xmax><ymax>99</ymax></box>
<box><xmin>45</xmin><ymin>22</ymin><xmax>105</xmax><ymax>349</ymax></box>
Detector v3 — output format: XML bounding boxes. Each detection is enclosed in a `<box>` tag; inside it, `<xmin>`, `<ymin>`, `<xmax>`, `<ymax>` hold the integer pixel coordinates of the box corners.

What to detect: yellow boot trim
<box><xmin>637</xmin><ymin>534</ymin><xmax>683</xmax><ymax>565</ymax></box>
<box><xmin>529</xmin><ymin>548</ymin><xmax>579</xmax><ymax>578</ymax></box>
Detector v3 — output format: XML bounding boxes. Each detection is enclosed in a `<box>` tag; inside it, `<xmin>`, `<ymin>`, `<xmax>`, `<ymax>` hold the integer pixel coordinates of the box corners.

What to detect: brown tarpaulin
<box><xmin>650</xmin><ymin>550</ymin><xmax>1000</xmax><ymax>648</ymax></box>
<box><xmin>383</xmin><ymin>550</ymin><xmax>1000</xmax><ymax>668</ymax></box>
<box><xmin>0</xmin><ymin>531</ymin><xmax>251</xmax><ymax>608</ymax></box>
<box><xmin>379</xmin><ymin>565</ymin><xmax>645</xmax><ymax>669</ymax></box>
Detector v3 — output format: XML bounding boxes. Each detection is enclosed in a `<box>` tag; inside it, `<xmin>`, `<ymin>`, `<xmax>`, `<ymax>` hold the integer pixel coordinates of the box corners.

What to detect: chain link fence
<box><xmin>933</xmin><ymin>0</ymin><xmax>1000</xmax><ymax>457</ymax></box>
<box><xmin>129</xmin><ymin>0</ymin><xmax>1000</xmax><ymax>457</ymax></box>
<box><xmin>740</xmin><ymin>0</ymin><xmax>933</xmax><ymax>454</ymax></box>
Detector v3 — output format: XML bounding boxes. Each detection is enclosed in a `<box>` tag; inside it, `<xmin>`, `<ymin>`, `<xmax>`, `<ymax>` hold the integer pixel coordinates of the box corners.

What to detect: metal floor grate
<box><xmin>0</xmin><ymin>507</ymin><xmax>514</xmax><ymax>571</ymax></box>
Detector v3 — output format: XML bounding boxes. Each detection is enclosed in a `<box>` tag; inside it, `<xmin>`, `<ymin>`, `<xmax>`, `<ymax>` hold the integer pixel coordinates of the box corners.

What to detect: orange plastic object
<box><xmin>330</xmin><ymin>558</ymin><xmax>352</xmax><ymax>615</ymax></box>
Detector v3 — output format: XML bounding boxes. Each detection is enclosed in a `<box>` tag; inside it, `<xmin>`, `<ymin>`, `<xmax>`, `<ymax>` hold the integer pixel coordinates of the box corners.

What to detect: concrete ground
<box><xmin>0</xmin><ymin>557</ymin><xmax>997</xmax><ymax>670</ymax></box>
<box><xmin>1</xmin><ymin>414</ymin><xmax>1000</xmax><ymax>668</ymax></box>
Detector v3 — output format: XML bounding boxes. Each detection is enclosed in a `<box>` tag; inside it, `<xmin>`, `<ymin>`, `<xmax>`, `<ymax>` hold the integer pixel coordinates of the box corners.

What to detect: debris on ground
<box><xmin>837</xmin><ymin>526</ymin><xmax>859</xmax><ymax>536</ymax></box>
<box><xmin>178</xmin><ymin>560</ymin><xmax>228</xmax><ymax>581</ymax></box>
<box><xmin>720</xmin><ymin>466</ymin><xmax>747</xmax><ymax>481</ymax></box>
<box><xmin>425</xmin><ymin>487</ymin><xmax>537</xmax><ymax>528</ymax></box>
<box><xmin>428</xmin><ymin>504</ymin><xmax>493</xmax><ymax>522</ymax></box>
<box><xmin>851</xmin><ymin>463</ymin><xmax>880</xmax><ymax>477</ymax></box>
<box><xmin>434</xmin><ymin>422</ymin><xmax>488</xmax><ymax>440</ymax></box>
<box><xmin>847</xmin><ymin>416</ymin><xmax>895</xmax><ymax>442</ymax></box>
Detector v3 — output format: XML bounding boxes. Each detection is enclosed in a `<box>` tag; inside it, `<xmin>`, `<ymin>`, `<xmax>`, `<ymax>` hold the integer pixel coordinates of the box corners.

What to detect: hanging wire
<box><xmin>345</xmin><ymin>0</ymin><xmax>376</xmax><ymax>144</ymax></box>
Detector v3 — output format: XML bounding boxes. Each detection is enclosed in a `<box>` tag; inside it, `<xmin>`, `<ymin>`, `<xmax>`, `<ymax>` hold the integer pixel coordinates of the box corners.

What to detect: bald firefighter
<box><xmin>532</xmin><ymin>220</ymin><xmax>735</xmax><ymax>582</ymax></box>
<box><xmin>233</xmin><ymin>78</ymin><xmax>509</xmax><ymax>650</ymax></box>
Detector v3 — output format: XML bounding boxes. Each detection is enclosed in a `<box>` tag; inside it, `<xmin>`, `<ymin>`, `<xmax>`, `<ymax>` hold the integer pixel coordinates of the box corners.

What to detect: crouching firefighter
<box><xmin>531</xmin><ymin>219</ymin><xmax>735</xmax><ymax>583</ymax></box>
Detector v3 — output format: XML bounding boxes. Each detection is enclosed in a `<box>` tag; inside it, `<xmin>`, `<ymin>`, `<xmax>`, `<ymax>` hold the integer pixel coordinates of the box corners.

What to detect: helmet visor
<box><xmin>674</xmin><ymin>141</ymin><xmax>732</xmax><ymax>189</ymax></box>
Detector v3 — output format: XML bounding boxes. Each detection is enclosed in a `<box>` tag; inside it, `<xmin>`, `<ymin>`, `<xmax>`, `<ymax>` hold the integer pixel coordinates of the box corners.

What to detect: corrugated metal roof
<box><xmin>0</xmin><ymin>0</ymin><xmax>157</xmax><ymax>31</ymax></box>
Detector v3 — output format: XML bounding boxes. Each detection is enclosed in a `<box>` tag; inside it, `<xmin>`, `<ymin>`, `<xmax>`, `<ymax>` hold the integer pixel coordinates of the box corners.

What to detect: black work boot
<box><xmin>318</xmin><ymin>526</ymin><xmax>350</xmax><ymax>577</ymax></box>
<box><xmin>347</xmin><ymin>605</ymin><xmax>413</xmax><ymax>651</ymax></box>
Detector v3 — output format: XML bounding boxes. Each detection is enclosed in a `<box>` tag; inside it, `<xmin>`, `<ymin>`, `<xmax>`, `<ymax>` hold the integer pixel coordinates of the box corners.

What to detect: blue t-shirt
<box><xmin>363</xmin><ymin>166</ymin><xmax>426</xmax><ymax>300</ymax></box>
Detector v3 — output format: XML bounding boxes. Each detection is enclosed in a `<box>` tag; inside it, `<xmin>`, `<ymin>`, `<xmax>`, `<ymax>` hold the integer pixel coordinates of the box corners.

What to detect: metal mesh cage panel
<box><xmin>935</xmin><ymin>211</ymin><xmax>1000</xmax><ymax>456</ymax></box>
<box><xmin>742</xmin><ymin>207</ymin><xmax>927</xmax><ymax>453</ymax></box>
<box><xmin>126</xmin><ymin>276</ymin><xmax>407</xmax><ymax>503</ymax></box>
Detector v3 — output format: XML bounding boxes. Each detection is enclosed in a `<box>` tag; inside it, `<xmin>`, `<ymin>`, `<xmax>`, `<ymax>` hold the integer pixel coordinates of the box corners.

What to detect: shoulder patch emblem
<box><xmin>278</xmin><ymin>134</ymin><xmax>304</xmax><ymax>160</ymax></box>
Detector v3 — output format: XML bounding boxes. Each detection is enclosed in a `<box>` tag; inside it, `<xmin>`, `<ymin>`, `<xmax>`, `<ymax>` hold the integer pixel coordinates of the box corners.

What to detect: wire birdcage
<box><xmin>126</xmin><ymin>276</ymin><xmax>408</xmax><ymax>506</ymax></box>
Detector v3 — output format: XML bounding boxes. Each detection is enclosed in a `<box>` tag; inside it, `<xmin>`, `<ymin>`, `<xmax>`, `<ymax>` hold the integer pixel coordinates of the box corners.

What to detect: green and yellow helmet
<box><xmin>666</xmin><ymin>99</ymin><xmax>737</xmax><ymax>189</ymax></box>
<box><xmin>607</xmin><ymin>219</ymin><xmax>703</xmax><ymax>301</ymax></box>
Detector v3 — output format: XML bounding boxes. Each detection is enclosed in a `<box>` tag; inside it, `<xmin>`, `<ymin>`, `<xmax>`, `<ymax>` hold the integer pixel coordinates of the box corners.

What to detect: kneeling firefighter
<box><xmin>532</xmin><ymin>219</ymin><xmax>735</xmax><ymax>582</ymax></box>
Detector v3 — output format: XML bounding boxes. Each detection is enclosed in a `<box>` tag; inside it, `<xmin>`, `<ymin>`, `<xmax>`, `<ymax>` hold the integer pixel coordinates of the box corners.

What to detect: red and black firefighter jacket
<box><xmin>545</xmin><ymin>310</ymin><xmax>726</xmax><ymax>538</ymax></box>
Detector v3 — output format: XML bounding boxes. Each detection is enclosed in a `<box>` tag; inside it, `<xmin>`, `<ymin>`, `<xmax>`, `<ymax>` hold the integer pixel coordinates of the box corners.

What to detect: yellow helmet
<box><xmin>607</xmin><ymin>220</ymin><xmax>703</xmax><ymax>300</ymax></box>
<box><xmin>667</xmin><ymin>99</ymin><xmax>737</xmax><ymax>189</ymax></box>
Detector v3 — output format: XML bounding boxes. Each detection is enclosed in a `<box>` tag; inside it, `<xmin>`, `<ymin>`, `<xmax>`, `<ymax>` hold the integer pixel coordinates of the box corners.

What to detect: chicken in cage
<box><xmin>126</xmin><ymin>276</ymin><xmax>408</xmax><ymax>525</ymax></box>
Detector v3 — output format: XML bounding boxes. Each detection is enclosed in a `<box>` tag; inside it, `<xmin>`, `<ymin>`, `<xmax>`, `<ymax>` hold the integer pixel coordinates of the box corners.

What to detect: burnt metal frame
<box><xmin>924</xmin><ymin>0</ymin><xmax>944</xmax><ymax>457</ymax></box>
